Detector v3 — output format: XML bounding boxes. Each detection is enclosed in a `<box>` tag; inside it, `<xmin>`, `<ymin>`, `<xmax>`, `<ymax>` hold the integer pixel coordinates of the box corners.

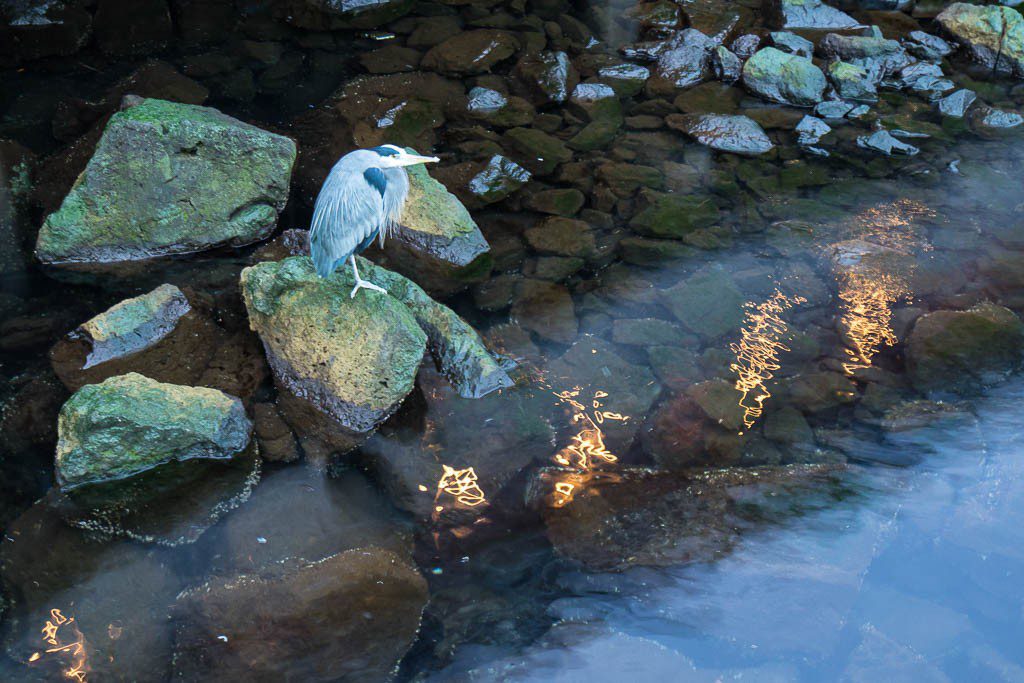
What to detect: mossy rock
<box><xmin>37</xmin><ymin>98</ymin><xmax>296</xmax><ymax>264</ymax></box>
<box><xmin>56</xmin><ymin>373</ymin><xmax>252</xmax><ymax>489</ymax></box>
<box><xmin>742</xmin><ymin>47</ymin><xmax>826</xmax><ymax>106</ymax></box>
<box><xmin>630</xmin><ymin>191</ymin><xmax>720</xmax><ymax>239</ymax></box>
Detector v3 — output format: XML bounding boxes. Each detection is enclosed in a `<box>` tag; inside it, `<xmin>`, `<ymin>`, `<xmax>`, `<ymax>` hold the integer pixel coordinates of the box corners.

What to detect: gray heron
<box><xmin>309</xmin><ymin>144</ymin><xmax>439</xmax><ymax>298</ymax></box>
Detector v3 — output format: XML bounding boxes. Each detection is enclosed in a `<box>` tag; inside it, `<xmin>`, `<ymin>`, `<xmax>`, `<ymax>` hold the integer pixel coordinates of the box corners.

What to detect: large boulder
<box><xmin>55</xmin><ymin>373</ymin><xmax>253</xmax><ymax>489</ymax></box>
<box><xmin>172</xmin><ymin>548</ymin><xmax>428</xmax><ymax>681</ymax></box>
<box><xmin>742</xmin><ymin>47</ymin><xmax>826</xmax><ymax>106</ymax></box>
<box><xmin>36</xmin><ymin>98</ymin><xmax>296</xmax><ymax>264</ymax></box>
<box><xmin>770</xmin><ymin>0</ymin><xmax>861</xmax><ymax>30</ymax></box>
<box><xmin>380</xmin><ymin>159</ymin><xmax>492</xmax><ymax>296</ymax></box>
<box><xmin>906</xmin><ymin>303</ymin><xmax>1024</xmax><ymax>396</ymax></box>
<box><xmin>936</xmin><ymin>3</ymin><xmax>1024</xmax><ymax>78</ymax></box>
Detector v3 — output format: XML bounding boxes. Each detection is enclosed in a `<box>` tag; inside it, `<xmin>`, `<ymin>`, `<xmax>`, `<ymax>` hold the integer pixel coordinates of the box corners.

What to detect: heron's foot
<box><xmin>350</xmin><ymin>278</ymin><xmax>388</xmax><ymax>298</ymax></box>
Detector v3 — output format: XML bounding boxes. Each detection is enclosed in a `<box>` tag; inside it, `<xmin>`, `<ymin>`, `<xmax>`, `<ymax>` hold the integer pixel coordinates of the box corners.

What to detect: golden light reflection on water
<box><xmin>549</xmin><ymin>387</ymin><xmax>629</xmax><ymax>507</ymax></box>
<box><xmin>730</xmin><ymin>291</ymin><xmax>805</xmax><ymax>432</ymax></box>
<box><xmin>838</xmin><ymin>271</ymin><xmax>909</xmax><ymax>374</ymax></box>
<box><xmin>31</xmin><ymin>608</ymin><xmax>88</xmax><ymax>682</ymax></box>
<box><xmin>433</xmin><ymin>465</ymin><xmax>487</xmax><ymax>515</ymax></box>
<box><xmin>852</xmin><ymin>199</ymin><xmax>935</xmax><ymax>251</ymax></box>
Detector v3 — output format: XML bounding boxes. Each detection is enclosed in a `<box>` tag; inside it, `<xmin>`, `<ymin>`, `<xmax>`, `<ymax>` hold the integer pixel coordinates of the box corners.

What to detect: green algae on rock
<box><xmin>936</xmin><ymin>3</ymin><xmax>1024</xmax><ymax>79</ymax></box>
<box><xmin>742</xmin><ymin>47</ymin><xmax>826</xmax><ymax>106</ymax></box>
<box><xmin>56</xmin><ymin>373</ymin><xmax>253</xmax><ymax>489</ymax></box>
<box><xmin>36</xmin><ymin>97</ymin><xmax>296</xmax><ymax>264</ymax></box>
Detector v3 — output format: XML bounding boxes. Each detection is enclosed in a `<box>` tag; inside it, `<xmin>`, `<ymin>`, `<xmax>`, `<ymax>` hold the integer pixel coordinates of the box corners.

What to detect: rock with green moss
<box><xmin>56</xmin><ymin>373</ymin><xmax>252</xmax><ymax>489</ymax></box>
<box><xmin>907</xmin><ymin>302</ymin><xmax>1024</xmax><ymax>396</ymax></box>
<box><xmin>936</xmin><ymin>3</ymin><xmax>1024</xmax><ymax>78</ymax></box>
<box><xmin>501</xmin><ymin>127</ymin><xmax>573</xmax><ymax>176</ymax></box>
<box><xmin>742</xmin><ymin>47</ymin><xmax>826</xmax><ymax>106</ymax></box>
<box><xmin>382</xmin><ymin>157</ymin><xmax>492</xmax><ymax>295</ymax></box>
<box><xmin>827</xmin><ymin>61</ymin><xmax>877</xmax><ymax>101</ymax></box>
<box><xmin>630</xmin><ymin>190</ymin><xmax>720</xmax><ymax>238</ymax></box>
<box><xmin>660</xmin><ymin>265</ymin><xmax>745</xmax><ymax>340</ymax></box>
<box><xmin>36</xmin><ymin>98</ymin><xmax>296</xmax><ymax>264</ymax></box>
<box><xmin>466</xmin><ymin>154</ymin><xmax>532</xmax><ymax>205</ymax></box>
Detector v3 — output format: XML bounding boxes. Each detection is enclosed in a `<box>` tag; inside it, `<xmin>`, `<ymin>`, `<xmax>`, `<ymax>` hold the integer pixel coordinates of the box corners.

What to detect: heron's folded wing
<box><xmin>308</xmin><ymin>169</ymin><xmax>385</xmax><ymax>278</ymax></box>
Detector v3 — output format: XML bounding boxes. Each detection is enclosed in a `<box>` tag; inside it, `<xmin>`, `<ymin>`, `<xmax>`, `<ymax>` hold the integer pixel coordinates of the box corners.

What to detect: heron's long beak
<box><xmin>396</xmin><ymin>153</ymin><xmax>440</xmax><ymax>166</ymax></box>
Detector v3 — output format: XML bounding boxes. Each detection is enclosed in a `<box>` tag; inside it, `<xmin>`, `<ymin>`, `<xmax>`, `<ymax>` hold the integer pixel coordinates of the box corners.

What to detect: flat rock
<box><xmin>512</xmin><ymin>279</ymin><xmax>579</xmax><ymax>344</ymax></box>
<box><xmin>422</xmin><ymin>29</ymin><xmax>519</xmax><ymax>75</ymax></box>
<box><xmin>36</xmin><ymin>98</ymin><xmax>296</xmax><ymax>264</ymax></box>
<box><xmin>771</xmin><ymin>0</ymin><xmax>861</xmax><ymax>29</ymax></box>
<box><xmin>659</xmin><ymin>265</ymin><xmax>745</xmax><ymax>340</ymax></box>
<box><xmin>668</xmin><ymin>113</ymin><xmax>774</xmax><ymax>155</ymax></box>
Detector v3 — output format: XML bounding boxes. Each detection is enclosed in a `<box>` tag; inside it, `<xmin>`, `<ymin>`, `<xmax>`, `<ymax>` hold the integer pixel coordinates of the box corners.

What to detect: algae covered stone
<box><xmin>56</xmin><ymin>373</ymin><xmax>252</xmax><ymax>489</ymax></box>
<box><xmin>37</xmin><ymin>97</ymin><xmax>297</xmax><ymax>264</ymax></box>
<box><xmin>742</xmin><ymin>47</ymin><xmax>826</xmax><ymax>106</ymax></box>
<box><xmin>936</xmin><ymin>3</ymin><xmax>1024</xmax><ymax>78</ymax></box>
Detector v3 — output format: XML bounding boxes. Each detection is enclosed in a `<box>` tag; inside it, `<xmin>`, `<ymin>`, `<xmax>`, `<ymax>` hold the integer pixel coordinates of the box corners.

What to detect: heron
<box><xmin>309</xmin><ymin>144</ymin><xmax>439</xmax><ymax>298</ymax></box>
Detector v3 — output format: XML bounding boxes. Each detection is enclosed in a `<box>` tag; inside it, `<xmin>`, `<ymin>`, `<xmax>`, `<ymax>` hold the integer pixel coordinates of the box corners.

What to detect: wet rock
<box><xmin>681</xmin><ymin>0</ymin><xmax>745</xmax><ymax>44</ymax></box>
<box><xmin>625</xmin><ymin>0</ymin><xmax>681</xmax><ymax>29</ymax></box>
<box><xmin>731</xmin><ymin>33</ymin><xmax>762</xmax><ymax>59</ymax></box>
<box><xmin>612</xmin><ymin>318</ymin><xmax>685</xmax><ymax>346</ymax></box>
<box><xmin>771</xmin><ymin>0</ymin><xmax>861</xmax><ymax>29</ymax></box>
<box><xmin>828</xmin><ymin>61</ymin><xmax>878</xmax><ymax>101</ymax></box>
<box><xmin>512</xmin><ymin>51</ymin><xmax>577</xmax><ymax>109</ymax></box>
<box><xmin>501</xmin><ymin>127</ymin><xmax>573</xmax><ymax>176</ymax></box>
<box><xmin>903</xmin><ymin>30</ymin><xmax>953</xmax><ymax>62</ymax></box>
<box><xmin>814</xmin><ymin>99</ymin><xmax>857</xmax><ymax>118</ymax></box>
<box><xmin>711</xmin><ymin>45</ymin><xmax>743</xmax><ymax>82</ymax></box>
<box><xmin>783</xmin><ymin>371</ymin><xmax>858</xmax><ymax>413</ymax></box>
<box><xmin>907</xmin><ymin>302</ymin><xmax>1024</xmax><ymax>396</ymax></box>
<box><xmin>896</xmin><ymin>62</ymin><xmax>954</xmax><ymax>97</ymax></box>
<box><xmin>36</xmin><ymin>98</ymin><xmax>295</xmax><ymax>265</ymax></box>
<box><xmin>0</xmin><ymin>0</ymin><xmax>92</xmax><ymax>63</ymax></box>
<box><xmin>640</xmin><ymin>394</ymin><xmax>707</xmax><ymax>468</ymax></box>
<box><xmin>56</xmin><ymin>373</ymin><xmax>252</xmax><ymax>489</ymax></box>
<box><xmin>253</xmin><ymin>402</ymin><xmax>300</xmax><ymax>462</ymax></box>
<box><xmin>667</xmin><ymin>113</ymin><xmax>774</xmax><ymax>155</ymax></box>
<box><xmin>796</xmin><ymin>114</ymin><xmax>832</xmax><ymax>145</ymax></box>
<box><xmin>407</xmin><ymin>15</ymin><xmax>462</xmax><ymax>49</ymax></box>
<box><xmin>764</xmin><ymin>405</ymin><xmax>814</xmax><ymax>444</ymax></box>
<box><xmin>936</xmin><ymin>88</ymin><xmax>977</xmax><ymax>118</ymax></box>
<box><xmin>935</xmin><ymin>3</ymin><xmax>1024</xmax><ymax>78</ymax></box>
<box><xmin>359</xmin><ymin>44</ymin><xmax>422</xmax><ymax>74</ymax></box>
<box><xmin>465</xmin><ymin>86</ymin><xmax>535</xmax><ymax>128</ymax></box>
<box><xmin>278</xmin><ymin>0</ymin><xmax>414</xmax><ymax>30</ymax></box>
<box><xmin>647</xmin><ymin>29</ymin><xmax>715</xmax><ymax>96</ymax></box>
<box><xmin>597</xmin><ymin>162</ymin><xmax>665</xmax><ymax>195</ymax></box>
<box><xmin>52</xmin><ymin>453</ymin><xmax>260</xmax><ymax>546</ymax></box>
<box><xmin>512</xmin><ymin>279</ymin><xmax>578</xmax><ymax>344</ymax></box>
<box><xmin>597</xmin><ymin>63</ymin><xmax>650</xmax><ymax>97</ymax></box>
<box><xmin>967</xmin><ymin>105</ymin><xmax>1024</xmax><ymax>137</ymax></box>
<box><xmin>525</xmin><ymin>188</ymin><xmax>586</xmax><ymax>216</ymax></box>
<box><xmin>172</xmin><ymin>549</ymin><xmax>427</xmax><ymax>682</ymax></box>
<box><xmin>423</xmin><ymin>29</ymin><xmax>519</xmax><ymax>75</ymax></box>
<box><xmin>771</xmin><ymin>30</ymin><xmax>814</xmax><ymax>57</ymax></box>
<box><xmin>524</xmin><ymin>216</ymin><xmax>596</xmax><ymax>258</ymax></box>
<box><xmin>0</xmin><ymin>496</ymin><xmax>181</xmax><ymax>682</ymax></box>
<box><xmin>629</xmin><ymin>189</ymin><xmax>720</xmax><ymax>237</ymax></box>
<box><xmin>742</xmin><ymin>47</ymin><xmax>827</xmax><ymax>106</ymax></box>
<box><xmin>381</xmin><ymin>159</ymin><xmax>492</xmax><ymax>296</ymax></box>
<box><xmin>93</xmin><ymin>0</ymin><xmax>172</xmax><ymax>57</ymax></box>
<box><xmin>818</xmin><ymin>32</ymin><xmax>912</xmax><ymax>79</ymax></box>
<box><xmin>466</xmin><ymin>154</ymin><xmax>532</xmax><ymax>205</ymax></box>
<box><xmin>856</xmin><ymin>129</ymin><xmax>920</xmax><ymax>155</ymax></box>
<box><xmin>659</xmin><ymin>265</ymin><xmax>745</xmax><ymax>340</ymax></box>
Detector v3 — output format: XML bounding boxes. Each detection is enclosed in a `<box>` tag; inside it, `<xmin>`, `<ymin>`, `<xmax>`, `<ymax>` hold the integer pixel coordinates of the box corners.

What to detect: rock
<box><xmin>359</xmin><ymin>44</ymin><xmax>422</xmax><ymax>74</ymax></box>
<box><xmin>907</xmin><ymin>303</ymin><xmax>1024</xmax><ymax>396</ymax></box>
<box><xmin>380</xmin><ymin>159</ymin><xmax>492</xmax><ymax>296</ymax></box>
<box><xmin>464</xmin><ymin>87</ymin><xmax>535</xmax><ymax>128</ymax></box>
<box><xmin>742</xmin><ymin>47</ymin><xmax>827</xmax><ymax>106</ymax></box>
<box><xmin>646</xmin><ymin>29</ymin><xmax>715</xmax><ymax>96</ymax></box>
<box><xmin>711</xmin><ymin>45</ymin><xmax>743</xmax><ymax>82</ymax></box>
<box><xmin>682</xmin><ymin>0</ymin><xmax>745</xmax><ymax>43</ymax></box>
<box><xmin>172</xmin><ymin>549</ymin><xmax>427</xmax><ymax>681</ymax></box>
<box><xmin>967</xmin><ymin>105</ymin><xmax>1024</xmax><ymax>137</ymax></box>
<box><xmin>93</xmin><ymin>0</ymin><xmax>172</xmax><ymax>57</ymax></box>
<box><xmin>514</xmin><ymin>50</ymin><xmax>579</xmax><ymax>104</ymax></box>
<box><xmin>937</xmin><ymin>88</ymin><xmax>977</xmax><ymax>118</ymax></box>
<box><xmin>935</xmin><ymin>3</ymin><xmax>1024</xmax><ymax>78</ymax></box>
<box><xmin>55</xmin><ymin>373</ymin><xmax>252</xmax><ymax>489</ymax></box>
<box><xmin>466</xmin><ymin>154</ymin><xmax>532</xmax><ymax>205</ymax></box>
<box><xmin>796</xmin><ymin>114</ymin><xmax>832</xmax><ymax>145</ymax></box>
<box><xmin>764</xmin><ymin>405</ymin><xmax>814</xmax><ymax>444</ymax></box>
<box><xmin>612</xmin><ymin>317</ymin><xmax>685</xmax><ymax>346</ymax></box>
<box><xmin>36</xmin><ymin>98</ymin><xmax>296</xmax><ymax>265</ymax></box>
<box><xmin>625</xmin><ymin>0</ymin><xmax>681</xmax><ymax>28</ymax></box>
<box><xmin>827</xmin><ymin>60</ymin><xmax>878</xmax><ymax>101</ymax></box>
<box><xmin>512</xmin><ymin>279</ymin><xmax>578</xmax><ymax>344</ymax></box>
<box><xmin>783</xmin><ymin>371</ymin><xmax>858</xmax><ymax>413</ymax></box>
<box><xmin>856</xmin><ymin>129</ymin><xmax>919</xmax><ymax>155</ymax></box>
<box><xmin>731</xmin><ymin>33</ymin><xmax>762</xmax><ymax>59</ymax></box>
<box><xmin>771</xmin><ymin>30</ymin><xmax>814</xmax><ymax>57</ymax></box>
<box><xmin>501</xmin><ymin>126</ymin><xmax>573</xmax><ymax>176</ymax></box>
<box><xmin>597</xmin><ymin>162</ymin><xmax>665</xmax><ymax>195</ymax></box>
<box><xmin>423</xmin><ymin>29</ymin><xmax>519</xmax><ymax>75</ymax></box>
<box><xmin>278</xmin><ymin>0</ymin><xmax>414</xmax><ymax>30</ymax></box>
<box><xmin>629</xmin><ymin>189</ymin><xmax>720</xmax><ymax>237</ymax></box>
<box><xmin>0</xmin><ymin>0</ymin><xmax>92</xmax><ymax>63</ymax></box>
<box><xmin>525</xmin><ymin>188</ymin><xmax>585</xmax><ymax>216</ymax></box>
<box><xmin>818</xmin><ymin>32</ymin><xmax>912</xmax><ymax>80</ymax></box>
<box><xmin>524</xmin><ymin>216</ymin><xmax>596</xmax><ymax>258</ymax></box>
<box><xmin>597</xmin><ymin>63</ymin><xmax>650</xmax><ymax>97</ymax></box>
<box><xmin>407</xmin><ymin>15</ymin><xmax>462</xmax><ymax>49</ymax></box>
<box><xmin>904</xmin><ymin>30</ymin><xmax>953</xmax><ymax>62</ymax></box>
<box><xmin>814</xmin><ymin>100</ymin><xmax>857</xmax><ymax>118</ymax></box>
<box><xmin>771</xmin><ymin>0</ymin><xmax>861</xmax><ymax>29</ymax></box>
<box><xmin>667</xmin><ymin>113</ymin><xmax>774</xmax><ymax>155</ymax></box>
<box><xmin>640</xmin><ymin>394</ymin><xmax>707</xmax><ymax>468</ymax></box>
<box><xmin>659</xmin><ymin>265</ymin><xmax>745</xmax><ymax>340</ymax></box>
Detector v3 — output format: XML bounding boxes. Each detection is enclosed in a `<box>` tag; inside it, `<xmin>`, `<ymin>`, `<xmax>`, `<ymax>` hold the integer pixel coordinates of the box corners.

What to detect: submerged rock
<box><xmin>856</xmin><ymin>129</ymin><xmax>920</xmax><ymax>156</ymax></box>
<box><xmin>742</xmin><ymin>47</ymin><xmax>826</xmax><ymax>106</ymax></box>
<box><xmin>668</xmin><ymin>113</ymin><xmax>774</xmax><ymax>155</ymax></box>
<box><xmin>55</xmin><ymin>373</ymin><xmax>252</xmax><ymax>489</ymax></box>
<box><xmin>36</xmin><ymin>98</ymin><xmax>296</xmax><ymax>264</ymax></box>
<box><xmin>936</xmin><ymin>88</ymin><xmax>977</xmax><ymax>118</ymax></box>
<box><xmin>382</xmin><ymin>158</ymin><xmax>492</xmax><ymax>296</ymax></box>
<box><xmin>514</xmin><ymin>50</ymin><xmax>579</xmax><ymax>104</ymax></box>
<box><xmin>907</xmin><ymin>303</ymin><xmax>1024</xmax><ymax>396</ymax></box>
<box><xmin>770</xmin><ymin>0</ymin><xmax>861</xmax><ymax>30</ymax></box>
<box><xmin>423</xmin><ymin>29</ymin><xmax>519</xmax><ymax>75</ymax></box>
<box><xmin>936</xmin><ymin>3</ymin><xmax>1024</xmax><ymax>78</ymax></box>
<box><xmin>278</xmin><ymin>0</ymin><xmax>415</xmax><ymax>30</ymax></box>
<box><xmin>172</xmin><ymin>548</ymin><xmax>428</xmax><ymax>681</ymax></box>
<box><xmin>660</xmin><ymin>265</ymin><xmax>745</xmax><ymax>340</ymax></box>
<box><xmin>967</xmin><ymin>105</ymin><xmax>1024</xmax><ymax>137</ymax></box>
<box><xmin>501</xmin><ymin>126</ymin><xmax>573</xmax><ymax>176</ymax></box>
<box><xmin>465</xmin><ymin>154</ymin><xmax>532</xmax><ymax>205</ymax></box>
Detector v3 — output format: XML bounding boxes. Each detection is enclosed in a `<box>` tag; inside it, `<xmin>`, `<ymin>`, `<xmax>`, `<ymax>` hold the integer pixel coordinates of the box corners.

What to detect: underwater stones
<box><xmin>828</xmin><ymin>61</ymin><xmax>878</xmax><ymax>101</ymax></box>
<box><xmin>647</xmin><ymin>29</ymin><xmax>715</xmax><ymax>95</ymax></box>
<box><xmin>512</xmin><ymin>279</ymin><xmax>578</xmax><ymax>344</ymax></box>
<box><xmin>967</xmin><ymin>105</ymin><xmax>1024</xmax><ymax>137</ymax></box>
<box><xmin>466</xmin><ymin>154</ymin><xmax>532</xmax><ymax>205</ymax></box>
<box><xmin>383</xmin><ymin>159</ymin><xmax>492</xmax><ymax>295</ymax></box>
<box><xmin>688</xmin><ymin>378</ymin><xmax>746</xmax><ymax>432</ymax></box>
<box><xmin>514</xmin><ymin>50</ymin><xmax>579</xmax><ymax>104</ymax></box>
<box><xmin>173</xmin><ymin>548</ymin><xmax>427</xmax><ymax>682</ymax></box>
<box><xmin>524</xmin><ymin>216</ymin><xmax>596</xmax><ymax>258</ymax></box>
<box><xmin>936</xmin><ymin>3</ymin><xmax>1024</xmax><ymax>78</ymax></box>
<box><xmin>936</xmin><ymin>88</ymin><xmax>977</xmax><ymax>118</ymax></box>
<box><xmin>612</xmin><ymin>318</ymin><xmax>685</xmax><ymax>346</ymax></box>
<box><xmin>742</xmin><ymin>47</ymin><xmax>827</xmax><ymax>106</ymax></box>
<box><xmin>630</xmin><ymin>190</ymin><xmax>720</xmax><ymax>238</ymax></box>
<box><xmin>501</xmin><ymin>126</ymin><xmax>573</xmax><ymax>176</ymax></box>
<box><xmin>525</xmin><ymin>188</ymin><xmax>586</xmax><ymax>216</ymax></box>
<box><xmin>241</xmin><ymin>257</ymin><xmax>426</xmax><ymax>440</ymax></box>
<box><xmin>660</xmin><ymin>265</ymin><xmax>745</xmax><ymax>340</ymax></box>
<box><xmin>771</xmin><ymin>0</ymin><xmax>861</xmax><ymax>29</ymax></box>
<box><xmin>668</xmin><ymin>113</ymin><xmax>774</xmax><ymax>155</ymax></box>
<box><xmin>55</xmin><ymin>373</ymin><xmax>252</xmax><ymax>489</ymax></box>
<box><xmin>279</xmin><ymin>0</ymin><xmax>414</xmax><ymax>30</ymax></box>
<box><xmin>465</xmin><ymin>86</ymin><xmax>535</xmax><ymax>128</ymax></box>
<box><xmin>36</xmin><ymin>98</ymin><xmax>296</xmax><ymax>264</ymax></box>
<box><xmin>856</xmin><ymin>129</ymin><xmax>919</xmax><ymax>155</ymax></box>
<box><xmin>359</xmin><ymin>44</ymin><xmax>422</xmax><ymax>74</ymax></box>
<box><xmin>597</xmin><ymin>63</ymin><xmax>650</xmax><ymax>97</ymax></box>
<box><xmin>423</xmin><ymin>29</ymin><xmax>518</xmax><ymax>75</ymax></box>
<box><xmin>907</xmin><ymin>303</ymin><xmax>1024</xmax><ymax>396</ymax></box>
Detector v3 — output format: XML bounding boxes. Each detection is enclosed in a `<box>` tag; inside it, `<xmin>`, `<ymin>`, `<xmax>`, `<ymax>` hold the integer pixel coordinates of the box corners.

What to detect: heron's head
<box><xmin>370</xmin><ymin>144</ymin><xmax>440</xmax><ymax>168</ymax></box>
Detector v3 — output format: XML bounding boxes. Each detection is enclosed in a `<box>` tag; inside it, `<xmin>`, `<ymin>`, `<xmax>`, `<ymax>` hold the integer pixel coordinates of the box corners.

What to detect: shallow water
<box><xmin>3</xmin><ymin>1</ymin><xmax>1024</xmax><ymax>680</ymax></box>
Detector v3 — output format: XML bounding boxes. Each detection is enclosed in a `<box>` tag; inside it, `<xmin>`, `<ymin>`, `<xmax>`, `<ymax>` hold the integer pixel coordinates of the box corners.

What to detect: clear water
<box><xmin>2</xmin><ymin>2</ymin><xmax>1024</xmax><ymax>681</ymax></box>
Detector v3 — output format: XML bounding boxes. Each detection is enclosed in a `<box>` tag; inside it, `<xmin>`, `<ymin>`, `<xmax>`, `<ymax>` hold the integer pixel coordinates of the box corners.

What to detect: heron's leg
<box><xmin>349</xmin><ymin>255</ymin><xmax>387</xmax><ymax>298</ymax></box>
